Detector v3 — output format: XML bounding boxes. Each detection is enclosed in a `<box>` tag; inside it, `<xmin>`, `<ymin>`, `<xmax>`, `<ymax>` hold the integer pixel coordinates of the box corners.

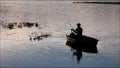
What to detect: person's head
<box><xmin>77</xmin><ymin>23</ymin><xmax>81</xmax><ymax>27</ymax></box>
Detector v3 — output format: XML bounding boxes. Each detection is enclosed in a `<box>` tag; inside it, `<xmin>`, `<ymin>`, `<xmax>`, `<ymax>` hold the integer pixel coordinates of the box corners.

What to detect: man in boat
<box><xmin>71</xmin><ymin>23</ymin><xmax>83</xmax><ymax>39</ymax></box>
<box><xmin>75</xmin><ymin>23</ymin><xmax>83</xmax><ymax>38</ymax></box>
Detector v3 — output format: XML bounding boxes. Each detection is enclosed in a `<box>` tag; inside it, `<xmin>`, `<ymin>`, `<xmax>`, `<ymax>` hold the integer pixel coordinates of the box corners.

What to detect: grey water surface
<box><xmin>0</xmin><ymin>1</ymin><xmax>120</xmax><ymax>67</ymax></box>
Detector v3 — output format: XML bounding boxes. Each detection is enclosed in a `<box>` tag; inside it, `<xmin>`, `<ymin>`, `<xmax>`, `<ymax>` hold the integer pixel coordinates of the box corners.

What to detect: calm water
<box><xmin>0</xmin><ymin>1</ymin><xmax>120</xmax><ymax>67</ymax></box>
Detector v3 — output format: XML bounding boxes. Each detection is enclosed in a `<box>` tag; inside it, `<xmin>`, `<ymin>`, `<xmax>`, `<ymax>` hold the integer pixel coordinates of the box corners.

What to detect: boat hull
<box><xmin>66</xmin><ymin>35</ymin><xmax>99</xmax><ymax>53</ymax></box>
<box><xmin>66</xmin><ymin>35</ymin><xmax>98</xmax><ymax>45</ymax></box>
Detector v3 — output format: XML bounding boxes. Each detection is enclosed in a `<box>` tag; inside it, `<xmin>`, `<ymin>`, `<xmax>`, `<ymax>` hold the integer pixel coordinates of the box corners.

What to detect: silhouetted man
<box><xmin>74</xmin><ymin>23</ymin><xmax>83</xmax><ymax>38</ymax></box>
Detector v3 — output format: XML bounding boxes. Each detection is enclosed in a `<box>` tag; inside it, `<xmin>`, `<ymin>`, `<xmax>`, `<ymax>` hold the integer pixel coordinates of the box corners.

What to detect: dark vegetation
<box><xmin>0</xmin><ymin>21</ymin><xmax>52</xmax><ymax>41</ymax></box>
<box><xmin>0</xmin><ymin>22</ymin><xmax>40</xmax><ymax>29</ymax></box>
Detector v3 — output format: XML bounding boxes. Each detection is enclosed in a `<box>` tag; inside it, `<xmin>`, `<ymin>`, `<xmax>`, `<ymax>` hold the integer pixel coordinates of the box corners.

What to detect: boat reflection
<box><xmin>66</xmin><ymin>35</ymin><xmax>99</xmax><ymax>63</ymax></box>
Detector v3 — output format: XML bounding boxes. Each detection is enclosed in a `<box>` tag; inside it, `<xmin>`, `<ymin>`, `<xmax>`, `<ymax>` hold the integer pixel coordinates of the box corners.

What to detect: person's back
<box><xmin>75</xmin><ymin>23</ymin><xmax>83</xmax><ymax>38</ymax></box>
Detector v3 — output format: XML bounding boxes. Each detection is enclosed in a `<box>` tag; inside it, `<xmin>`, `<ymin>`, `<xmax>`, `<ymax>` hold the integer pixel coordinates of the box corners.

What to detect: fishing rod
<box><xmin>63</xmin><ymin>10</ymin><xmax>74</xmax><ymax>29</ymax></box>
<box><xmin>68</xmin><ymin>19</ymin><xmax>73</xmax><ymax>29</ymax></box>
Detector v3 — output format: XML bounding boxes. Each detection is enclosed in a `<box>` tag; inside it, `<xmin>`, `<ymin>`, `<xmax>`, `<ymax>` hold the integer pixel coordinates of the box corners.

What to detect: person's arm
<box><xmin>74</xmin><ymin>28</ymin><xmax>77</xmax><ymax>33</ymax></box>
<box><xmin>71</xmin><ymin>29</ymin><xmax>74</xmax><ymax>31</ymax></box>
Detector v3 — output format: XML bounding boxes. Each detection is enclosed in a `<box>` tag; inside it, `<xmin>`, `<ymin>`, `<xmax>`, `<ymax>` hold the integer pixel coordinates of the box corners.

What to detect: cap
<box><xmin>77</xmin><ymin>23</ymin><xmax>81</xmax><ymax>26</ymax></box>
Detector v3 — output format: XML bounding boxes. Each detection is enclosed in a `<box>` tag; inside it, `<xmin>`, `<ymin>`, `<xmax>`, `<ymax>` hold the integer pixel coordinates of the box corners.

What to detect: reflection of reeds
<box><xmin>29</xmin><ymin>32</ymin><xmax>52</xmax><ymax>41</ymax></box>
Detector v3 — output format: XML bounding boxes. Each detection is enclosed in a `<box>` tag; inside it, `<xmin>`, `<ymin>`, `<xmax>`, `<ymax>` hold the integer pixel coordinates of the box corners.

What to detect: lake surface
<box><xmin>0</xmin><ymin>1</ymin><xmax>120</xmax><ymax>67</ymax></box>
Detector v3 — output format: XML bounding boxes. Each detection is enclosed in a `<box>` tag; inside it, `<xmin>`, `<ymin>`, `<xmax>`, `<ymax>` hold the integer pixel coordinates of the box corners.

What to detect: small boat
<box><xmin>66</xmin><ymin>35</ymin><xmax>99</xmax><ymax>50</ymax></box>
<box><xmin>66</xmin><ymin>35</ymin><xmax>99</xmax><ymax>54</ymax></box>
